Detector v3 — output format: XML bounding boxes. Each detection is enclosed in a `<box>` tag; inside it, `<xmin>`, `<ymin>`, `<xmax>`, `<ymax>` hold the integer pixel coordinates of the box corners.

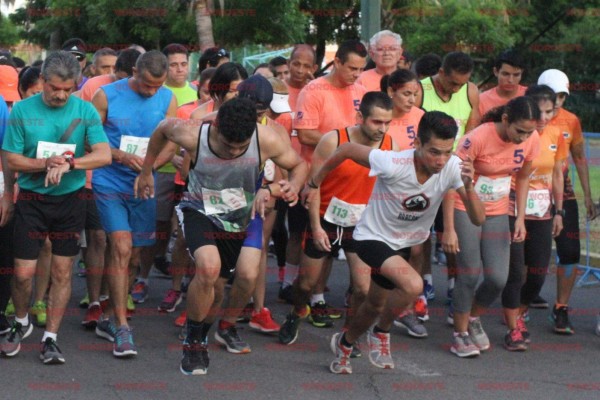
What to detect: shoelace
<box><xmin>116</xmin><ymin>328</ymin><xmax>133</xmax><ymax>346</ymax></box>
<box><xmin>470</xmin><ymin>320</ymin><xmax>484</xmax><ymax>335</ymax></box>
<box><xmin>510</xmin><ymin>329</ymin><xmax>523</xmax><ymax>342</ymax></box>
<box><xmin>8</xmin><ymin>323</ymin><xmax>23</xmax><ymax>341</ymax></box>
<box><xmin>516</xmin><ymin>317</ymin><xmax>527</xmax><ymax>333</ymax></box>
<box><xmin>227</xmin><ymin>326</ymin><xmax>242</xmax><ymax>342</ymax></box>
<box><xmin>376</xmin><ymin>333</ymin><xmax>390</xmax><ymax>356</ymax></box>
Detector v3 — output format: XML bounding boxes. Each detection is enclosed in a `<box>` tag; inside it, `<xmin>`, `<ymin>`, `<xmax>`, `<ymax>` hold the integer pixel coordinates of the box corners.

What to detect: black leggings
<box><xmin>0</xmin><ymin>218</ymin><xmax>15</xmax><ymax>312</ymax></box>
<box><xmin>502</xmin><ymin>216</ymin><xmax>553</xmax><ymax>309</ymax></box>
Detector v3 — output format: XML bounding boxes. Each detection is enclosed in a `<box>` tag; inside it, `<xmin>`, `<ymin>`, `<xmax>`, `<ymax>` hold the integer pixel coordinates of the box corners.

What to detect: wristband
<box><xmin>307</xmin><ymin>179</ymin><xmax>319</xmax><ymax>189</ymax></box>
<box><xmin>261</xmin><ymin>184</ymin><xmax>272</xmax><ymax>195</ymax></box>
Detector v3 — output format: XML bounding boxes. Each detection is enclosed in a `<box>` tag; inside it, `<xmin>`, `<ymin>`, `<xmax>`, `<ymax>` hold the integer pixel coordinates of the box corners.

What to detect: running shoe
<box><xmin>236</xmin><ymin>302</ymin><xmax>254</xmax><ymax>323</ymax></box>
<box><xmin>415</xmin><ymin>297</ymin><xmax>429</xmax><ymax>322</ymax></box>
<box><xmin>309</xmin><ymin>301</ymin><xmax>334</xmax><ymax>328</ymax></box>
<box><xmin>215</xmin><ymin>325</ymin><xmax>251</xmax><ymax>354</ymax></box>
<box><xmin>366</xmin><ymin>328</ymin><xmax>394</xmax><ymax>369</ymax></box>
<box><xmin>329</xmin><ymin>332</ymin><xmax>352</xmax><ymax>374</ymax></box>
<box><xmin>175</xmin><ymin>310</ymin><xmax>187</xmax><ymax>327</ymax></box>
<box><xmin>30</xmin><ymin>300</ymin><xmax>47</xmax><ymax>327</ymax></box>
<box><xmin>277</xmin><ymin>284</ymin><xmax>294</xmax><ymax>304</ymax></box>
<box><xmin>79</xmin><ymin>293</ymin><xmax>89</xmax><ymax>309</ymax></box>
<box><xmin>337</xmin><ymin>248</ymin><xmax>347</xmax><ymax>261</ymax></box>
<box><xmin>447</xmin><ymin>302</ymin><xmax>454</xmax><ymax>326</ymax></box>
<box><xmin>180</xmin><ymin>338</ymin><xmax>209</xmax><ymax>375</ymax></box>
<box><xmin>550</xmin><ymin>305</ymin><xmax>574</xmax><ymax>334</ymax></box>
<box><xmin>503</xmin><ymin>329</ymin><xmax>527</xmax><ymax>352</ymax></box>
<box><xmin>249</xmin><ymin>308</ymin><xmax>280</xmax><ymax>333</ymax></box>
<box><xmin>95</xmin><ymin>318</ymin><xmax>117</xmax><ymax>342</ymax></box>
<box><xmin>424</xmin><ymin>281</ymin><xmax>435</xmax><ymax>301</ymax></box>
<box><xmin>278</xmin><ymin>307</ymin><xmax>307</xmax><ymax>345</ymax></box>
<box><xmin>5</xmin><ymin>299</ymin><xmax>15</xmax><ymax>316</ymax></box>
<box><xmin>113</xmin><ymin>326</ymin><xmax>137</xmax><ymax>357</ymax></box>
<box><xmin>131</xmin><ymin>280</ymin><xmax>149</xmax><ymax>304</ymax></box>
<box><xmin>81</xmin><ymin>303</ymin><xmax>102</xmax><ymax>328</ymax></box>
<box><xmin>0</xmin><ymin>321</ymin><xmax>33</xmax><ymax>357</ymax></box>
<box><xmin>468</xmin><ymin>317</ymin><xmax>490</xmax><ymax>351</ymax></box>
<box><xmin>126</xmin><ymin>294</ymin><xmax>135</xmax><ymax>319</ymax></box>
<box><xmin>516</xmin><ymin>315</ymin><xmax>531</xmax><ymax>343</ymax></box>
<box><xmin>0</xmin><ymin>313</ymin><xmax>10</xmax><ymax>335</ymax></box>
<box><xmin>394</xmin><ymin>312</ymin><xmax>428</xmax><ymax>338</ymax></box>
<box><xmin>450</xmin><ymin>332</ymin><xmax>480</xmax><ymax>358</ymax></box>
<box><xmin>325</xmin><ymin>303</ymin><xmax>343</xmax><ymax>319</ymax></box>
<box><xmin>530</xmin><ymin>294</ymin><xmax>549</xmax><ymax>309</ymax></box>
<box><xmin>77</xmin><ymin>259</ymin><xmax>86</xmax><ymax>277</ymax></box>
<box><xmin>40</xmin><ymin>337</ymin><xmax>65</xmax><ymax>364</ymax></box>
<box><xmin>158</xmin><ymin>289</ymin><xmax>182</xmax><ymax>313</ymax></box>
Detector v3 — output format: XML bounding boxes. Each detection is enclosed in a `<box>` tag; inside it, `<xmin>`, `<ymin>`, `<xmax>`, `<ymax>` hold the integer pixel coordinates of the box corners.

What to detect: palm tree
<box><xmin>193</xmin><ymin>0</ymin><xmax>225</xmax><ymax>51</ymax></box>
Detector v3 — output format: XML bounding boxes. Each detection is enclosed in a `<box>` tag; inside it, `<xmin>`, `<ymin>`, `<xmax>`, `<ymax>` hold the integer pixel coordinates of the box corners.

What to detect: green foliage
<box><xmin>0</xmin><ymin>13</ymin><xmax>20</xmax><ymax>47</ymax></box>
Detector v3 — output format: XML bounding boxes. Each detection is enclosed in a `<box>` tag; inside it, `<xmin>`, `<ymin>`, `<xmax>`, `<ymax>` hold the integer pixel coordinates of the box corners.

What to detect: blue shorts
<box><xmin>93</xmin><ymin>186</ymin><xmax>157</xmax><ymax>247</ymax></box>
<box><xmin>243</xmin><ymin>215</ymin><xmax>263</xmax><ymax>250</ymax></box>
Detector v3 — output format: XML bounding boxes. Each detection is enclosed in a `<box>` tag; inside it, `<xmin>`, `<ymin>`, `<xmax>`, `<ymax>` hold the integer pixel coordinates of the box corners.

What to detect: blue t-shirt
<box><xmin>92</xmin><ymin>78</ymin><xmax>173</xmax><ymax>194</ymax></box>
<box><xmin>2</xmin><ymin>94</ymin><xmax>107</xmax><ymax>195</ymax></box>
<box><xmin>0</xmin><ymin>95</ymin><xmax>8</xmax><ymax>146</ymax></box>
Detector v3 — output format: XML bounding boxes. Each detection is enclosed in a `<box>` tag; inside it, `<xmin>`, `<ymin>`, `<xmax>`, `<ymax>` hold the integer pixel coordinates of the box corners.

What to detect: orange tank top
<box><xmin>319</xmin><ymin>127</ymin><xmax>393</xmax><ymax>216</ymax></box>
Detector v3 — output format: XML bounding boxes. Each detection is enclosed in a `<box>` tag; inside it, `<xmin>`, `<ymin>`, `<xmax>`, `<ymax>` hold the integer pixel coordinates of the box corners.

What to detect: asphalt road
<box><xmin>1</xmin><ymin>253</ymin><xmax>600</xmax><ymax>400</ymax></box>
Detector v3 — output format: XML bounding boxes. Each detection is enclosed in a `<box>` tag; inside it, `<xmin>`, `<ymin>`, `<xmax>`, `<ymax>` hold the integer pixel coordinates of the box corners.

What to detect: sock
<box><xmin>423</xmin><ymin>274</ymin><xmax>432</xmax><ymax>286</ymax></box>
<box><xmin>136</xmin><ymin>277</ymin><xmax>148</xmax><ymax>285</ymax></box>
<box><xmin>42</xmin><ymin>331</ymin><xmax>57</xmax><ymax>342</ymax></box>
<box><xmin>340</xmin><ymin>332</ymin><xmax>353</xmax><ymax>348</ymax></box>
<box><xmin>283</xmin><ymin>263</ymin><xmax>299</xmax><ymax>287</ymax></box>
<box><xmin>186</xmin><ymin>319</ymin><xmax>204</xmax><ymax>342</ymax></box>
<box><xmin>200</xmin><ymin>321</ymin><xmax>213</xmax><ymax>342</ymax></box>
<box><xmin>99</xmin><ymin>295</ymin><xmax>109</xmax><ymax>302</ymax></box>
<box><xmin>453</xmin><ymin>331</ymin><xmax>468</xmax><ymax>337</ymax></box>
<box><xmin>310</xmin><ymin>293</ymin><xmax>325</xmax><ymax>306</ymax></box>
<box><xmin>448</xmin><ymin>278</ymin><xmax>455</xmax><ymax>290</ymax></box>
<box><xmin>374</xmin><ymin>325</ymin><xmax>390</xmax><ymax>334</ymax></box>
<box><xmin>15</xmin><ymin>314</ymin><xmax>29</xmax><ymax>326</ymax></box>
<box><xmin>89</xmin><ymin>301</ymin><xmax>100</xmax><ymax>308</ymax></box>
<box><xmin>218</xmin><ymin>320</ymin><xmax>234</xmax><ymax>331</ymax></box>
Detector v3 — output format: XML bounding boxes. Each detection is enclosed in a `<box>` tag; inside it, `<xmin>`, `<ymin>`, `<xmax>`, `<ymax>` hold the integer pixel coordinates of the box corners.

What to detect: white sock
<box><xmin>42</xmin><ymin>331</ymin><xmax>57</xmax><ymax>342</ymax></box>
<box><xmin>283</xmin><ymin>263</ymin><xmax>299</xmax><ymax>287</ymax></box>
<box><xmin>89</xmin><ymin>301</ymin><xmax>100</xmax><ymax>308</ymax></box>
<box><xmin>99</xmin><ymin>295</ymin><xmax>109</xmax><ymax>302</ymax></box>
<box><xmin>310</xmin><ymin>293</ymin><xmax>325</xmax><ymax>306</ymax></box>
<box><xmin>15</xmin><ymin>314</ymin><xmax>29</xmax><ymax>326</ymax></box>
<box><xmin>448</xmin><ymin>278</ymin><xmax>455</xmax><ymax>290</ymax></box>
<box><xmin>423</xmin><ymin>274</ymin><xmax>433</xmax><ymax>285</ymax></box>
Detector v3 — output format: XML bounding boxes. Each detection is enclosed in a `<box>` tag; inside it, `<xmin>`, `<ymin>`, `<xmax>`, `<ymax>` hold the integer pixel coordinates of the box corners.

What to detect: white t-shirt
<box><xmin>353</xmin><ymin>149</ymin><xmax>464</xmax><ymax>250</ymax></box>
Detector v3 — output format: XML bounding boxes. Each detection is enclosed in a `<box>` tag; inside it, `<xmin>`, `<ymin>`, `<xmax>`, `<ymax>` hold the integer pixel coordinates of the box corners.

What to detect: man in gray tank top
<box><xmin>135</xmin><ymin>97</ymin><xmax>307</xmax><ymax>375</ymax></box>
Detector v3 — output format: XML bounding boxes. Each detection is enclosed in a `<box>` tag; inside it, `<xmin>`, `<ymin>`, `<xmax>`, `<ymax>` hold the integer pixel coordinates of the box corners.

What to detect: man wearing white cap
<box><xmin>537</xmin><ymin>69</ymin><xmax>598</xmax><ymax>335</ymax></box>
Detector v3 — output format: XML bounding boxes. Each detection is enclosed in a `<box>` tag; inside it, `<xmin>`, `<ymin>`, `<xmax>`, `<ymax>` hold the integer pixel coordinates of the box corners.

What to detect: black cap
<box><xmin>237</xmin><ymin>75</ymin><xmax>273</xmax><ymax>110</ymax></box>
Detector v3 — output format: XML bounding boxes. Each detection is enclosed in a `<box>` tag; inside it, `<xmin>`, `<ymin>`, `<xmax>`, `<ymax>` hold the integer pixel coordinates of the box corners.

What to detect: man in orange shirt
<box><xmin>293</xmin><ymin>39</ymin><xmax>368</xmax><ymax>324</ymax></box>
<box><xmin>537</xmin><ymin>69</ymin><xmax>598</xmax><ymax>333</ymax></box>
<box><xmin>478</xmin><ymin>50</ymin><xmax>527</xmax><ymax>119</ymax></box>
<box><xmin>357</xmin><ymin>30</ymin><xmax>403</xmax><ymax>92</ymax></box>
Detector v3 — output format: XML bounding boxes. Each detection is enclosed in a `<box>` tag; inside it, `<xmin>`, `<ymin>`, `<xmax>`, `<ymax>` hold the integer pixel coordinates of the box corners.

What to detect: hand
<box><xmin>513</xmin><ymin>218</ymin><xmax>526</xmax><ymax>242</ymax></box>
<box><xmin>552</xmin><ymin>215</ymin><xmax>563</xmax><ymax>237</ymax></box>
<box><xmin>584</xmin><ymin>196</ymin><xmax>598</xmax><ymax>221</ymax></box>
<box><xmin>460</xmin><ymin>155</ymin><xmax>475</xmax><ymax>189</ymax></box>
<box><xmin>441</xmin><ymin>230</ymin><xmax>460</xmax><ymax>254</ymax></box>
<box><xmin>312</xmin><ymin>226</ymin><xmax>331</xmax><ymax>252</ymax></box>
<box><xmin>121</xmin><ymin>152</ymin><xmax>144</xmax><ymax>172</ymax></box>
<box><xmin>279</xmin><ymin>179</ymin><xmax>299</xmax><ymax>207</ymax></box>
<box><xmin>134</xmin><ymin>171</ymin><xmax>155</xmax><ymax>199</ymax></box>
<box><xmin>44</xmin><ymin>163</ymin><xmax>70</xmax><ymax>187</ymax></box>
<box><xmin>301</xmin><ymin>184</ymin><xmax>317</xmax><ymax>209</ymax></box>
<box><xmin>0</xmin><ymin>193</ymin><xmax>14</xmax><ymax>227</ymax></box>
<box><xmin>45</xmin><ymin>155</ymin><xmax>66</xmax><ymax>170</ymax></box>
<box><xmin>251</xmin><ymin>188</ymin><xmax>270</xmax><ymax>220</ymax></box>
<box><xmin>171</xmin><ymin>154</ymin><xmax>184</xmax><ymax>170</ymax></box>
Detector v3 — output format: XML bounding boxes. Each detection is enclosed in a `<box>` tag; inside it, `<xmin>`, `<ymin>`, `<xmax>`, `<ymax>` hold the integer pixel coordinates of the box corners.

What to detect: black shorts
<box><xmin>178</xmin><ymin>208</ymin><xmax>246</xmax><ymax>280</ymax></box>
<box><xmin>81</xmin><ymin>188</ymin><xmax>102</xmax><ymax>230</ymax></box>
<box><xmin>433</xmin><ymin>206</ymin><xmax>444</xmax><ymax>233</ymax></box>
<box><xmin>287</xmin><ymin>201</ymin><xmax>308</xmax><ymax>234</ymax></box>
<box><xmin>303</xmin><ymin>217</ymin><xmax>357</xmax><ymax>259</ymax></box>
<box><xmin>14</xmin><ymin>188</ymin><xmax>86</xmax><ymax>259</ymax></box>
<box><xmin>355</xmin><ymin>240</ymin><xmax>411</xmax><ymax>290</ymax></box>
<box><xmin>554</xmin><ymin>199</ymin><xmax>580</xmax><ymax>265</ymax></box>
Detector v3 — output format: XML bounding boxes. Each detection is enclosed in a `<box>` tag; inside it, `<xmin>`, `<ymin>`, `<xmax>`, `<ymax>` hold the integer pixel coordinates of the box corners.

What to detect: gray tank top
<box><xmin>179</xmin><ymin>122</ymin><xmax>261</xmax><ymax>232</ymax></box>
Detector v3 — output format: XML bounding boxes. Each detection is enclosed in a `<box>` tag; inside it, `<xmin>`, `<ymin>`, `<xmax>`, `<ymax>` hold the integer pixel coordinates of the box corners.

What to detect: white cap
<box><xmin>270</xmin><ymin>92</ymin><xmax>291</xmax><ymax>113</ymax></box>
<box><xmin>537</xmin><ymin>69</ymin><xmax>569</xmax><ymax>95</ymax></box>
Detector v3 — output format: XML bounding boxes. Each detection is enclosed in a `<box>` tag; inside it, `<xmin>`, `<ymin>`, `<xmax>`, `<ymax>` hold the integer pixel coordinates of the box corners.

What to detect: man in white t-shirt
<box><xmin>304</xmin><ymin>111</ymin><xmax>485</xmax><ymax>374</ymax></box>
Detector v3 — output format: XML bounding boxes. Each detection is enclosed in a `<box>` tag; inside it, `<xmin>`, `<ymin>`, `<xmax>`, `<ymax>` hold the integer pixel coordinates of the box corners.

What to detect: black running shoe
<box><xmin>308</xmin><ymin>301</ymin><xmax>334</xmax><ymax>328</ymax></box>
<box><xmin>180</xmin><ymin>339</ymin><xmax>209</xmax><ymax>375</ymax></box>
<box><xmin>40</xmin><ymin>338</ymin><xmax>65</xmax><ymax>364</ymax></box>
<box><xmin>278</xmin><ymin>309</ymin><xmax>306</xmax><ymax>345</ymax></box>
<box><xmin>551</xmin><ymin>305</ymin><xmax>574</xmax><ymax>334</ymax></box>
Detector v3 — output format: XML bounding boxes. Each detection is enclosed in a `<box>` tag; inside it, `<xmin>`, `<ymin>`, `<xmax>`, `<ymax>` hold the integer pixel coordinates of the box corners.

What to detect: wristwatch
<box><xmin>554</xmin><ymin>209</ymin><xmax>565</xmax><ymax>217</ymax></box>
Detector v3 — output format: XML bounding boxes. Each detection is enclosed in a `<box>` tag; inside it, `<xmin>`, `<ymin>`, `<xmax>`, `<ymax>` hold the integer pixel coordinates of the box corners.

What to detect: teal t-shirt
<box><xmin>2</xmin><ymin>93</ymin><xmax>108</xmax><ymax>195</ymax></box>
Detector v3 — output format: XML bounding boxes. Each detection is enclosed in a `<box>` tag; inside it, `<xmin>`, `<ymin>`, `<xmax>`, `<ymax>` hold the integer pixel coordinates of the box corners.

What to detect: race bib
<box><xmin>263</xmin><ymin>159</ymin><xmax>275</xmax><ymax>182</ymax></box>
<box><xmin>324</xmin><ymin>196</ymin><xmax>366</xmax><ymax>227</ymax></box>
<box><xmin>36</xmin><ymin>141</ymin><xmax>76</xmax><ymax>159</ymax></box>
<box><xmin>474</xmin><ymin>176</ymin><xmax>511</xmax><ymax>202</ymax></box>
<box><xmin>521</xmin><ymin>189</ymin><xmax>551</xmax><ymax>218</ymax></box>
<box><xmin>202</xmin><ymin>188</ymin><xmax>247</xmax><ymax>215</ymax></box>
<box><xmin>119</xmin><ymin>135</ymin><xmax>149</xmax><ymax>157</ymax></box>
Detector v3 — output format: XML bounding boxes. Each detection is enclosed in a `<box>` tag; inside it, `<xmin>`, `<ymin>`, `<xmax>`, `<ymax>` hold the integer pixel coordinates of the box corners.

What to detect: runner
<box><xmin>0</xmin><ymin>51</ymin><xmax>111</xmax><ymax>363</ymax></box>
<box><xmin>279</xmin><ymin>92</ymin><xmax>396</xmax><ymax>347</ymax></box>
<box><xmin>445</xmin><ymin>96</ymin><xmax>540</xmax><ymax>357</ymax></box>
<box><xmin>303</xmin><ymin>111</ymin><xmax>484</xmax><ymax>374</ymax></box>
<box><xmin>134</xmin><ymin>97</ymin><xmax>308</xmax><ymax>375</ymax></box>
<box><xmin>537</xmin><ymin>69</ymin><xmax>598</xmax><ymax>331</ymax></box>
<box><xmin>357</xmin><ymin>30</ymin><xmax>403</xmax><ymax>92</ymax></box>
<box><xmin>500</xmin><ymin>85</ymin><xmax>567</xmax><ymax>351</ymax></box>
<box><xmin>91</xmin><ymin>50</ymin><xmax>177</xmax><ymax>358</ymax></box>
